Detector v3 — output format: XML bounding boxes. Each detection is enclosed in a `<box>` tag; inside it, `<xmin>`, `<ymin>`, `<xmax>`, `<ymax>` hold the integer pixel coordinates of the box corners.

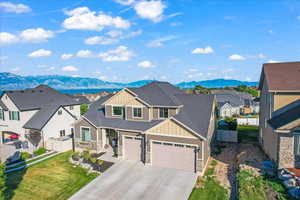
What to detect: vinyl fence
<box><xmin>216</xmin><ymin>130</ymin><xmax>238</xmax><ymax>143</ymax></box>
<box><xmin>237</xmin><ymin>118</ymin><xmax>259</xmax><ymax>126</ymax></box>
<box><xmin>45</xmin><ymin>138</ymin><xmax>72</xmax><ymax>152</ymax></box>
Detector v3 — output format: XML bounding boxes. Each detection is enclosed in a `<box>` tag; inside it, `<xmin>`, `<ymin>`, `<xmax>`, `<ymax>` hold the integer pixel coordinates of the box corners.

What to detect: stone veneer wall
<box><xmin>278</xmin><ymin>133</ymin><xmax>295</xmax><ymax>168</ymax></box>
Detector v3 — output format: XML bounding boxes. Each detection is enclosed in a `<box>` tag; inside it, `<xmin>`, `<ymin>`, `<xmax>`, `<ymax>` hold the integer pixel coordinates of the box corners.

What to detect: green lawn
<box><xmin>237</xmin><ymin>169</ymin><xmax>289</xmax><ymax>200</ymax></box>
<box><xmin>2</xmin><ymin>151</ymin><xmax>98</xmax><ymax>200</ymax></box>
<box><xmin>189</xmin><ymin>160</ymin><xmax>228</xmax><ymax>200</ymax></box>
<box><xmin>238</xmin><ymin>125</ymin><xmax>259</xmax><ymax>143</ymax></box>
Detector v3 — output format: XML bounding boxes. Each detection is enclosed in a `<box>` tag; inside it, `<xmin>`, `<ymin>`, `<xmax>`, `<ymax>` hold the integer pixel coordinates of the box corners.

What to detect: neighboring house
<box><xmin>214</xmin><ymin>91</ymin><xmax>259</xmax><ymax>117</ymax></box>
<box><xmin>215</xmin><ymin>94</ymin><xmax>243</xmax><ymax>117</ymax></box>
<box><xmin>0</xmin><ymin>85</ymin><xmax>87</xmax><ymax>152</ymax></box>
<box><xmin>259</xmin><ymin>62</ymin><xmax>300</xmax><ymax>169</ymax></box>
<box><xmin>74</xmin><ymin>81</ymin><xmax>216</xmax><ymax>174</ymax></box>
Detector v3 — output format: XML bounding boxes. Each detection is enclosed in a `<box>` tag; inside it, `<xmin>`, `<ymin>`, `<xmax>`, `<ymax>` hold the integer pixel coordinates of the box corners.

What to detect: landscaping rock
<box><xmin>278</xmin><ymin>169</ymin><xmax>293</xmax><ymax>181</ymax></box>
<box><xmin>283</xmin><ymin>178</ymin><xmax>297</xmax><ymax>189</ymax></box>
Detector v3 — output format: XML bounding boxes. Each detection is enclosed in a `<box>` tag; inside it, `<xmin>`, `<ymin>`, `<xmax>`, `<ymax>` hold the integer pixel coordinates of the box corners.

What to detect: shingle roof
<box><xmin>1</xmin><ymin>85</ymin><xmax>84</xmax><ymax>130</ymax></box>
<box><xmin>259</xmin><ymin>62</ymin><xmax>300</xmax><ymax>91</ymax></box>
<box><xmin>3</xmin><ymin>85</ymin><xmax>86</xmax><ymax>111</ymax></box>
<box><xmin>268</xmin><ymin>99</ymin><xmax>300</xmax><ymax>130</ymax></box>
<box><xmin>215</xmin><ymin>94</ymin><xmax>244</xmax><ymax>107</ymax></box>
<box><xmin>84</xmin><ymin>84</ymin><xmax>215</xmax><ymax>139</ymax></box>
<box><xmin>127</xmin><ymin>81</ymin><xmax>184</xmax><ymax>106</ymax></box>
<box><xmin>0</xmin><ymin>100</ymin><xmax>8</xmax><ymax>110</ymax></box>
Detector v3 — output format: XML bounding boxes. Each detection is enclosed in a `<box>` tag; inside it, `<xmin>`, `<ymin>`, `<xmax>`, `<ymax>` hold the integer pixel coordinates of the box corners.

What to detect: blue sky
<box><xmin>0</xmin><ymin>0</ymin><xmax>300</xmax><ymax>83</ymax></box>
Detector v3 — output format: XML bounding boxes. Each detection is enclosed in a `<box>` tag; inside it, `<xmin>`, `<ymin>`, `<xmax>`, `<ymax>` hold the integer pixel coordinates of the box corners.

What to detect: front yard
<box><xmin>2</xmin><ymin>151</ymin><xmax>98</xmax><ymax>200</ymax></box>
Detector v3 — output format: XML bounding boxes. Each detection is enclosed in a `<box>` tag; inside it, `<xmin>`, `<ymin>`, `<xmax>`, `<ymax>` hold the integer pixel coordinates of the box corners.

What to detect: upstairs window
<box><xmin>9</xmin><ymin>111</ymin><xmax>20</xmax><ymax>120</ymax></box>
<box><xmin>113</xmin><ymin>106</ymin><xmax>123</xmax><ymax>116</ymax></box>
<box><xmin>81</xmin><ymin>127</ymin><xmax>91</xmax><ymax>142</ymax></box>
<box><xmin>0</xmin><ymin>109</ymin><xmax>4</xmax><ymax>120</ymax></box>
<box><xmin>159</xmin><ymin>108</ymin><xmax>169</xmax><ymax>118</ymax></box>
<box><xmin>133</xmin><ymin>107</ymin><xmax>142</xmax><ymax>118</ymax></box>
<box><xmin>60</xmin><ymin>130</ymin><xmax>66</xmax><ymax>137</ymax></box>
<box><xmin>58</xmin><ymin>110</ymin><xmax>62</xmax><ymax>115</ymax></box>
<box><xmin>70</xmin><ymin>106</ymin><xmax>74</xmax><ymax>110</ymax></box>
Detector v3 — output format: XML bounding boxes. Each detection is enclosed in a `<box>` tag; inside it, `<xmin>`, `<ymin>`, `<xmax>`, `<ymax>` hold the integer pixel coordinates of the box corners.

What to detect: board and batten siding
<box><xmin>273</xmin><ymin>93</ymin><xmax>300</xmax><ymax>111</ymax></box>
<box><xmin>146</xmin><ymin>118</ymin><xmax>198</xmax><ymax>138</ymax></box>
<box><xmin>104</xmin><ymin>90</ymin><xmax>145</xmax><ymax>107</ymax></box>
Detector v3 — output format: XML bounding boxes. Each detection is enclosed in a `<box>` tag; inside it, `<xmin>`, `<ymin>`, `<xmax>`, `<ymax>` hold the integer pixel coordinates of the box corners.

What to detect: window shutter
<box><xmin>295</xmin><ymin>135</ymin><xmax>300</xmax><ymax>155</ymax></box>
<box><xmin>17</xmin><ymin>111</ymin><xmax>20</xmax><ymax>121</ymax></box>
<box><xmin>9</xmin><ymin>111</ymin><xmax>11</xmax><ymax>120</ymax></box>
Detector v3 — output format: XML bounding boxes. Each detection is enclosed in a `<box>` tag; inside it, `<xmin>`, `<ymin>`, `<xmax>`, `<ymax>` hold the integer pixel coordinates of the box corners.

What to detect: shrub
<box><xmin>82</xmin><ymin>150</ymin><xmax>91</xmax><ymax>161</ymax></box>
<box><xmin>80</xmin><ymin>104</ymin><xmax>89</xmax><ymax>115</ymax></box>
<box><xmin>98</xmin><ymin>160</ymin><xmax>104</xmax><ymax>165</ymax></box>
<box><xmin>90</xmin><ymin>157</ymin><xmax>97</xmax><ymax>164</ymax></box>
<box><xmin>211</xmin><ymin>159</ymin><xmax>218</xmax><ymax>167</ymax></box>
<box><xmin>21</xmin><ymin>152</ymin><xmax>31</xmax><ymax>160</ymax></box>
<box><xmin>33</xmin><ymin>147</ymin><xmax>46</xmax><ymax>156</ymax></box>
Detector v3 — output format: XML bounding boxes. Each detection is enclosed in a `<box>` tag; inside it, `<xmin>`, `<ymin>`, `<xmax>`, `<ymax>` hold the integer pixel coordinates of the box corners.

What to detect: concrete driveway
<box><xmin>69</xmin><ymin>161</ymin><xmax>197</xmax><ymax>200</ymax></box>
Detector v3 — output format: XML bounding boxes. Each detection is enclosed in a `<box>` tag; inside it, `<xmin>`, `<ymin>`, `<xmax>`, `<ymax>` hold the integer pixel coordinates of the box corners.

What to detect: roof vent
<box><xmin>39</xmin><ymin>90</ymin><xmax>43</xmax><ymax>92</ymax></box>
<box><xmin>32</xmin><ymin>90</ymin><xmax>35</xmax><ymax>93</ymax></box>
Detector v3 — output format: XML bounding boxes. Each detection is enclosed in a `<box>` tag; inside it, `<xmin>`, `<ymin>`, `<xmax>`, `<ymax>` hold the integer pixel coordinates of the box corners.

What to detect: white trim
<box><xmin>132</xmin><ymin>106</ymin><xmax>143</xmax><ymax>119</ymax></box>
<box><xmin>80</xmin><ymin>126</ymin><xmax>91</xmax><ymax>142</ymax></box>
<box><xmin>158</xmin><ymin>107</ymin><xmax>169</xmax><ymax>120</ymax></box>
<box><xmin>111</xmin><ymin>105</ymin><xmax>123</xmax><ymax>117</ymax></box>
<box><xmin>146</xmin><ymin>132</ymin><xmax>198</xmax><ymax>139</ymax></box>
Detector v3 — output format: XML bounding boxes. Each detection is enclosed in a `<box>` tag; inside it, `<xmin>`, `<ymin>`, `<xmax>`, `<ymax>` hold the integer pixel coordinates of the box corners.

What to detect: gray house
<box><xmin>74</xmin><ymin>81</ymin><xmax>216</xmax><ymax>174</ymax></box>
<box><xmin>0</xmin><ymin>85</ymin><xmax>88</xmax><ymax>152</ymax></box>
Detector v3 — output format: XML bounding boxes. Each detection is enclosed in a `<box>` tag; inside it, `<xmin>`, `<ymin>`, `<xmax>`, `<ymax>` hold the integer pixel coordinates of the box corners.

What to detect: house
<box><xmin>259</xmin><ymin>62</ymin><xmax>300</xmax><ymax>168</ymax></box>
<box><xmin>74</xmin><ymin>81</ymin><xmax>216</xmax><ymax>174</ymax></box>
<box><xmin>0</xmin><ymin>85</ymin><xmax>88</xmax><ymax>152</ymax></box>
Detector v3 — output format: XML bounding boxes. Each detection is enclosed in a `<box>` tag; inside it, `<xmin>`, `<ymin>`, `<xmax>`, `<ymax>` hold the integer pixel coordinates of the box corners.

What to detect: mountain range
<box><xmin>0</xmin><ymin>72</ymin><xmax>258</xmax><ymax>90</ymax></box>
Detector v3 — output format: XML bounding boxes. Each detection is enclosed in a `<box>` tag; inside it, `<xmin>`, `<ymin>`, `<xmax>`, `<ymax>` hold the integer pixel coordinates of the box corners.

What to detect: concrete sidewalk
<box><xmin>69</xmin><ymin>161</ymin><xmax>197</xmax><ymax>200</ymax></box>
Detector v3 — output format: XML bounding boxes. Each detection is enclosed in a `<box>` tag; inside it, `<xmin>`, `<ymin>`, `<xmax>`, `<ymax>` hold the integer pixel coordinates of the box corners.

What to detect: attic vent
<box><xmin>32</xmin><ymin>90</ymin><xmax>35</xmax><ymax>93</ymax></box>
<box><xmin>39</xmin><ymin>90</ymin><xmax>43</xmax><ymax>92</ymax></box>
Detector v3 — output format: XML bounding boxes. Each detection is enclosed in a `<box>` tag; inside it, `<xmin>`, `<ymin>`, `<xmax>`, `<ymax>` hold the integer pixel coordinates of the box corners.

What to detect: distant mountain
<box><xmin>177</xmin><ymin>79</ymin><xmax>258</xmax><ymax>88</ymax></box>
<box><xmin>0</xmin><ymin>72</ymin><xmax>258</xmax><ymax>90</ymax></box>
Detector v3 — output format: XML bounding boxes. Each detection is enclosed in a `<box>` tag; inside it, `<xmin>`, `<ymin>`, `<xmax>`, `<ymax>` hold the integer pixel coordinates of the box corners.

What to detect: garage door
<box><xmin>123</xmin><ymin>136</ymin><xmax>142</xmax><ymax>161</ymax></box>
<box><xmin>151</xmin><ymin>141</ymin><xmax>196</xmax><ymax>172</ymax></box>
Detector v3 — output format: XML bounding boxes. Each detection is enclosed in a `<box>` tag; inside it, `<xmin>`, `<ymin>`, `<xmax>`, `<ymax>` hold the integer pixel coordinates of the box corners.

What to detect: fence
<box><xmin>45</xmin><ymin>137</ymin><xmax>72</xmax><ymax>152</ymax></box>
<box><xmin>237</xmin><ymin>118</ymin><xmax>259</xmax><ymax>126</ymax></box>
<box><xmin>216</xmin><ymin>130</ymin><xmax>238</xmax><ymax>143</ymax></box>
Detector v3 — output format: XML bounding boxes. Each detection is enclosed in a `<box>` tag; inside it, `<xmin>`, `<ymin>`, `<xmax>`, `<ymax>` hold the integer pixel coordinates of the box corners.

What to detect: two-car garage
<box><xmin>122</xmin><ymin>133</ymin><xmax>197</xmax><ymax>172</ymax></box>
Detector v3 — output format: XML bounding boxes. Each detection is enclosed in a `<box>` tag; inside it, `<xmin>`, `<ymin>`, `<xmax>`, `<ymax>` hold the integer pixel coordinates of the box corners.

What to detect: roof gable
<box><xmin>259</xmin><ymin>62</ymin><xmax>300</xmax><ymax>92</ymax></box>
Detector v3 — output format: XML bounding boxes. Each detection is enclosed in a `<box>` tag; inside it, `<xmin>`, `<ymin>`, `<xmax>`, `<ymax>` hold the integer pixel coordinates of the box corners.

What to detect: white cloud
<box><xmin>170</xmin><ymin>22</ymin><xmax>183</xmax><ymax>27</ymax></box>
<box><xmin>267</xmin><ymin>60</ymin><xmax>280</xmax><ymax>63</ymax></box>
<box><xmin>0</xmin><ymin>32</ymin><xmax>19</xmax><ymax>45</ymax></box>
<box><xmin>191</xmin><ymin>46</ymin><xmax>214</xmax><ymax>54</ymax></box>
<box><xmin>0</xmin><ymin>2</ymin><xmax>31</xmax><ymax>13</ymax></box>
<box><xmin>113</xmin><ymin>0</ymin><xmax>135</xmax><ymax>5</ymax></box>
<box><xmin>20</xmin><ymin>28</ymin><xmax>54</xmax><ymax>43</ymax></box>
<box><xmin>297</xmin><ymin>16</ymin><xmax>300</xmax><ymax>20</ymax></box>
<box><xmin>46</xmin><ymin>66</ymin><xmax>55</xmax><ymax>71</ymax></box>
<box><xmin>62</xmin><ymin>7</ymin><xmax>130</xmax><ymax>31</ymax></box>
<box><xmin>134</xmin><ymin>0</ymin><xmax>166</xmax><ymax>22</ymax></box>
<box><xmin>85</xmin><ymin>36</ymin><xmax>119</xmax><ymax>45</ymax></box>
<box><xmin>62</xmin><ymin>65</ymin><xmax>78</xmax><ymax>72</ymax></box>
<box><xmin>0</xmin><ymin>56</ymin><xmax>8</xmax><ymax>61</ymax></box>
<box><xmin>228</xmin><ymin>54</ymin><xmax>245</xmax><ymax>60</ymax></box>
<box><xmin>28</xmin><ymin>49</ymin><xmax>52</xmax><ymax>57</ymax></box>
<box><xmin>106</xmin><ymin>30</ymin><xmax>123</xmax><ymax>38</ymax></box>
<box><xmin>160</xmin><ymin>75</ymin><xmax>167</xmax><ymax>80</ymax></box>
<box><xmin>248</xmin><ymin>53</ymin><xmax>266</xmax><ymax>59</ymax></box>
<box><xmin>61</xmin><ymin>53</ymin><xmax>73</xmax><ymax>60</ymax></box>
<box><xmin>122</xmin><ymin>29</ymin><xmax>142</xmax><ymax>39</ymax></box>
<box><xmin>137</xmin><ymin>60</ymin><xmax>155</xmax><ymax>68</ymax></box>
<box><xmin>187</xmin><ymin>68</ymin><xmax>198</xmax><ymax>72</ymax></box>
<box><xmin>11</xmin><ymin>67</ymin><xmax>21</xmax><ymax>72</ymax></box>
<box><xmin>76</xmin><ymin>50</ymin><xmax>94</xmax><ymax>58</ymax></box>
<box><xmin>147</xmin><ymin>35</ymin><xmax>177</xmax><ymax>47</ymax></box>
<box><xmin>99</xmin><ymin>75</ymin><xmax>108</xmax><ymax>80</ymax></box>
<box><xmin>98</xmin><ymin>45</ymin><xmax>135</xmax><ymax>62</ymax></box>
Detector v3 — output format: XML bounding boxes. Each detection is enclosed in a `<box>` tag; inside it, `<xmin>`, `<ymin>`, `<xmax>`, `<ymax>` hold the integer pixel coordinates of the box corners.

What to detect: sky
<box><xmin>0</xmin><ymin>0</ymin><xmax>300</xmax><ymax>83</ymax></box>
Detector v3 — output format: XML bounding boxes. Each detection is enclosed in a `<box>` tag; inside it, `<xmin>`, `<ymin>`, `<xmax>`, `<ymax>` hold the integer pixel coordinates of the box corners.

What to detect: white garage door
<box><xmin>151</xmin><ymin>141</ymin><xmax>196</xmax><ymax>172</ymax></box>
<box><xmin>123</xmin><ymin>136</ymin><xmax>142</xmax><ymax>161</ymax></box>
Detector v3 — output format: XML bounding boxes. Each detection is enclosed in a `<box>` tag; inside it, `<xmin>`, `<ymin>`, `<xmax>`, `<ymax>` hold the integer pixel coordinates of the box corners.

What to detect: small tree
<box><xmin>80</xmin><ymin>104</ymin><xmax>89</xmax><ymax>115</ymax></box>
<box><xmin>194</xmin><ymin>85</ymin><xmax>210</xmax><ymax>94</ymax></box>
<box><xmin>0</xmin><ymin>160</ymin><xmax>5</xmax><ymax>196</ymax></box>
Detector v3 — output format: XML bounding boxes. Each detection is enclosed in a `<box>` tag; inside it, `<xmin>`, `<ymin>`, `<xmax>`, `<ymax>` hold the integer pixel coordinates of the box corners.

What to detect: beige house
<box><xmin>259</xmin><ymin>62</ymin><xmax>300</xmax><ymax>168</ymax></box>
<box><xmin>0</xmin><ymin>85</ymin><xmax>88</xmax><ymax>152</ymax></box>
<box><xmin>74</xmin><ymin>81</ymin><xmax>216</xmax><ymax>174</ymax></box>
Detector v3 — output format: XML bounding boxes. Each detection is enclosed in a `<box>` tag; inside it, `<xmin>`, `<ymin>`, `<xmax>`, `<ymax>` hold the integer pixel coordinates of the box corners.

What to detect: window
<box><xmin>133</xmin><ymin>107</ymin><xmax>142</xmax><ymax>118</ymax></box>
<box><xmin>295</xmin><ymin>134</ymin><xmax>300</xmax><ymax>155</ymax></box>
<box><xmin>81</xmin><ymin>127</ymin><xmax>91</xmax><ymax>142</ymax></box>
<box><xmin>9</xmin><ymin>111</ymin><xmax>20</xmax><ymax>120</ymax></box>
<box><xmin>159</xmin><ymin>108</ymin><xmax>169</xmax><ymax>118</ymax></box>
<box><xmin>60</xmin><ymin>130</ymin><xmax>66</xmax><ymax>137</ymax></box>
<box><xmin>113</xmin><ymin>106</ymin><xmax>123</xmax><ymax>116</ymax></box>
<box><xmin>70</xmin><ymin>106</ymin><xmax>74</xmax><ymax>110</ymax></box>
<box><xmin>58</xmin><ymin>110</ymin><xmax>62</xmax><ymax>115</ymax></box>
<box><xmin>0</xmin><ymin>109</ymin><xmax>4</xmax><ymax>120</ymax></box>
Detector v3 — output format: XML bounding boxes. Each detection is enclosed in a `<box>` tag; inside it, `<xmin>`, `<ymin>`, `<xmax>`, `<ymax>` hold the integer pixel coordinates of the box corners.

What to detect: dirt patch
<box><xmin>211</xmin><ymin>142</ymin><xmax>268</xmax><ymax>199</ymax></box>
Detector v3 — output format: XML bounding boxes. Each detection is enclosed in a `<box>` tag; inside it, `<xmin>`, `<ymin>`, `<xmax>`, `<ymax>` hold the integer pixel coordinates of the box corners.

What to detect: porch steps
<box><xmin>5</xmin><ymin>151</ymin><xmax>61</xmax><ymax>173</ymax></box>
